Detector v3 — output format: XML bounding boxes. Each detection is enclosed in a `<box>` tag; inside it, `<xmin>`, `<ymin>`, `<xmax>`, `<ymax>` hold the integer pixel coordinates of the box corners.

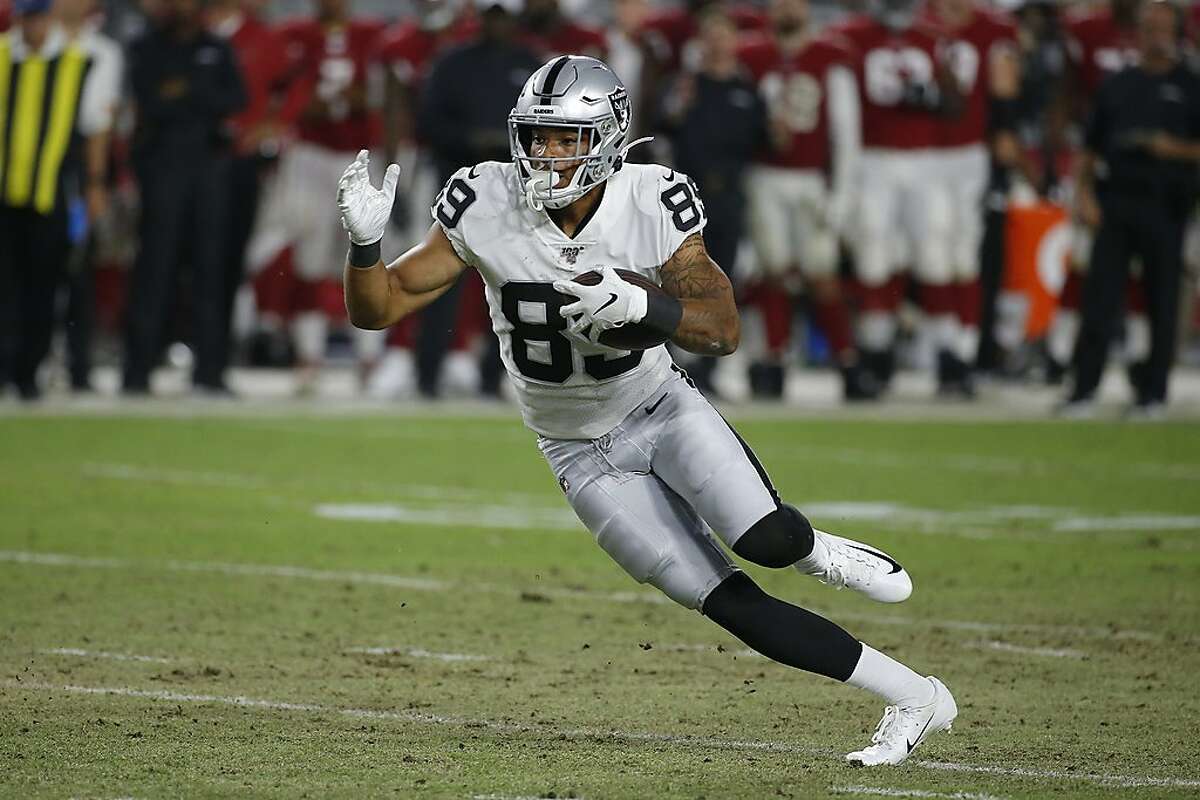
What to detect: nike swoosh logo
<box><xmin>907</xmin><ymin>712</ymin><xmax>936</xmax><ymax>753</ymax></box>
<box><xmin>664</xmin><ymin>170</ymin><xmax>675</xmax><ymax>181</ymax></box>
<box><xmin>848</xmin><ymin>544</ymin><xmax>903</xmax><ymax>575</ymax></box>
<box><xmin>645</xmin><ymin>393</ymin><xmax>668</xmax><ymax>415</ymax></box>
<box><xmin>467</xmin><ymin>165</ymin><xmax>479</xmax><ymax>179</ymax></box>
<box><xmin>596</xmin><ymin>293</ymin><xmax>619</xmax><ymax>313</ymax></box>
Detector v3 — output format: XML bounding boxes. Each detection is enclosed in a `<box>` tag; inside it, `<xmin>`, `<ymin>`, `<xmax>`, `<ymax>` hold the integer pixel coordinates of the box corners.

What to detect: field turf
<box><xmin>1</xmin><ymin>413</ymin><xmax>1199</xmax><ymax>799</ymax></box>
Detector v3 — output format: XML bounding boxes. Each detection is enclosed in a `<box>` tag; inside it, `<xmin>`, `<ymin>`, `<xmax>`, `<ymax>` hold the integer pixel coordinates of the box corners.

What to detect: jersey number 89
<box><xmin>501</xmin><ymin>282</ymin><xmax>643</xmax><ymax>383</ymax></box>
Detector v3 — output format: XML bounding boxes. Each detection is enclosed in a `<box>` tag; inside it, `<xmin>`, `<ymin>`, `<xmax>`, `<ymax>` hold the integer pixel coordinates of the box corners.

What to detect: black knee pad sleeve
<box><xmin>733</xmin><ymin>504</ymin><xmax>814</xmax><ymax>568</ymax></box>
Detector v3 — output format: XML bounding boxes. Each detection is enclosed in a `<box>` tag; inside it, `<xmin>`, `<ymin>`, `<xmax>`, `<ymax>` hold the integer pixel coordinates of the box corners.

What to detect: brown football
<box><xmin>565</xmin><ymin>269</ymin><xmax>673</xmax><ymax>351</ymax></box>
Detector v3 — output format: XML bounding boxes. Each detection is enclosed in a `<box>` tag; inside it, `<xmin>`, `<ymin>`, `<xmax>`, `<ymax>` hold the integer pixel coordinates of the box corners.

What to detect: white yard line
<box><xmin>966</xmin><ymin>641</ymin><xmax>1086</xmax><ymax>660</ymax></box>
<box><xmin>79</xmin><ymin>462</ymin><xmax>1200</xmax><ymax>539</ymax></box>
<box><xmin>0</xmin><ymin>549</ymin><xmax>447</xmax><ymax>591</ymax></box>
<box><xmin>1054</xmin><ymin>515</ymin><xmax>1200</xmax><ymax>532</ymax></box>
<box><xmin>313</xmin><ymin>503</ymin><xmax>580</xmax><ymax>532</ymax></box>
<box><xmin>0</xmin><ymin>549</ymin><xmax>1168</xmax><ymax>643</ymax></box>
<box><xmin>41</xmin><ymin>648</ymin><xmax>173</xmax><ymax>664</ymax></box>
<box><xmin>758</xmin><ymin>444</ymin><xmax>1200</xmax><ymax>485</ymax></box>
<box><xmin>81</xmin><ymin>462</ymin><xmax>266</xmax><ymax>489</ymax></box>
<box><xmin>83</xmin><ymin>462</ymin><xmax>559</xmax><ymax>507</ymax></box>
<box><xmin>4</xmin><ymin>680</ymin><xmax>1198</xmax><ymax>791</ymax></box>
<box><xmin>343</xmin><ymin>646</ymin><xmax>488</xmax><ymax>663</ymax></box>
<box><xmin>832</xmin><ymin>785</ymin><xmax>1003</xmax><ymax>800</ymax></box>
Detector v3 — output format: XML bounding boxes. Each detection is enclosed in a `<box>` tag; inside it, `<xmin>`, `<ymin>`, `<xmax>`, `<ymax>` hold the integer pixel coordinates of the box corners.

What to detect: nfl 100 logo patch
<box><xmin>560</xmin><ymin>246</ymin><xmax>586</xmax><ymax>266</ymax></box>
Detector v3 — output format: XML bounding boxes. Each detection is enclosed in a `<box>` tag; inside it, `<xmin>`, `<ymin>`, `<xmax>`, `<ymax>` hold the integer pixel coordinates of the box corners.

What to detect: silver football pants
<box><xmin>538</xmin><ymin>366</ymin><xmax>780</xmax><ymax>610</ymax></box>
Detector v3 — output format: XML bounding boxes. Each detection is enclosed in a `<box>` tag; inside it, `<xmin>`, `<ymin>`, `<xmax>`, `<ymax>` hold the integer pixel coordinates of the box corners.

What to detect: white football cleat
<box><xmin>846</xmin><ymin>676</ymin><xmax>958</xmax><ymax>767</ymax></box>
<box><xmin>797</xmin><ymin>530</ymin><xmax>913</xmax><ymax>603</ymax></box>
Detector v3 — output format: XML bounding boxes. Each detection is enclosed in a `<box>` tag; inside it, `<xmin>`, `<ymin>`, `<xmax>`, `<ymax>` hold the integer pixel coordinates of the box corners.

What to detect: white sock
<box><xmin>926</xmin><ymin>312</ymin><xmax>959</xmax><ymax>355</ymax></box>
<box><xmin>957</xmin><ymin>324</ymin><xmax>980</xmax><ymax>364</ymax></box>
<box><xmin>292</xmin><ymin>312</ymin><xmax>327</xmax><ymax>365</ymax></box>
<box><xmin>1047</xmin><ymin>310</ymin><xmax>1079</xmax><ymax>365</ymax></box>
<box><xmin>857</xmin><ymin>312</ymin><xmax>896</xmax><ymax>352</ymax></box>
<box><xmin>846</xmin><ymin>643</ymin><xmax>935</xmax><ymax>707</ymax></box>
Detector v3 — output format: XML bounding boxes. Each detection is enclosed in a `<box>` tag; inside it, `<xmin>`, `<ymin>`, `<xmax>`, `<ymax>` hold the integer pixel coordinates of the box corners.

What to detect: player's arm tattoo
<box><xmin>659</xmin><ymin>233</ymin><xmax>740</xmax><ymax>356</ymax></box>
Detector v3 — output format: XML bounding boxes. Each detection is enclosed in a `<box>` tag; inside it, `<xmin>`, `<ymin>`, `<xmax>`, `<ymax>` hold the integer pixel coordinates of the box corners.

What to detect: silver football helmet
<box><xmin>508</xmin><ymin>55</ymin><xmax>651</xmax><ymax>211</ymax></box>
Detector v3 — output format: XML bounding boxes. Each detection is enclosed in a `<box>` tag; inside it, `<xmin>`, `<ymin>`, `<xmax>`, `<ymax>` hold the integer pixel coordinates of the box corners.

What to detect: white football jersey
<box><xmin>431</xmin><ymin>160</ymin><xmax>707</xmax><ymax>439</ymax></box>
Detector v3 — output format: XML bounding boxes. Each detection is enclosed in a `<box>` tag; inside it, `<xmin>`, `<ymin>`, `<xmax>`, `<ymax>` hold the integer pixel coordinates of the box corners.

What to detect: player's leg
<box><xmin>853</xmin><ymin>152</ymin><xmax>902</xmax><ymax>389</ymax></box>
<box><xmin>542</xmin><ymin>418</ymin><xmax>954</xmax><ymax>765</ymax></box>
<box><xmin>906</xmin><ymin>160</ymin><xmax>962</xmax><ymax>396</ymax></box>
<box><xmin>1045</xmin><ymin>223</ymin><xmax>1090</xmax><ymax>383</ymax></box>
<box><xmin>281</xmin><ymin>143</ymin><xmax>332</xmax><ymax>395</ymax></box>
<box><xmin>650</xmin><ymin>366</ymin><xmax>911</xmax><ymax>603</ymax></box>
<box><xmin>746</xmin><ymin>167</ymin><xmax>796</xmax><ymax>399</ymax></box>
<box><xmin>796</xmin><ymin>171</ymin><xmax>878</xmax><ymax>401</ymax></box>
<box><xmin>701</xmin><ymin>571</ymin><xmax>956</xmax><ymax>766</ymax></box>
<box><xmin>948</xmin><ymin>146</ymin><xmax>989</xmax><ymax>384</ymax></box>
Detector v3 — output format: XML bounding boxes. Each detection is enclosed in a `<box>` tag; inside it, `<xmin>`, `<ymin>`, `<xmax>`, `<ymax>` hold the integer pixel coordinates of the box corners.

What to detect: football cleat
<box><xmin>796</xmin><ymin>530</ymin><xmax>912</xmax><ymax>603</ymax></box>
<box><xmin>846</xmin><ymin>676</ymin><xmax>957</xmax><ymax>766</ymax></box>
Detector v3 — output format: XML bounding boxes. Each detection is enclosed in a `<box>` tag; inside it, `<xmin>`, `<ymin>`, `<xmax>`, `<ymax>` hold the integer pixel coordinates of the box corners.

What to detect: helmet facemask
<box><xmin>510</xmin><ymin>118</ymin><xmax>623</xmax><ymax>211</ymax></box>
<box><xmin>509</xmin><ymin>56</ymin><xmax>654</xmax><ymax>212</ymax></box>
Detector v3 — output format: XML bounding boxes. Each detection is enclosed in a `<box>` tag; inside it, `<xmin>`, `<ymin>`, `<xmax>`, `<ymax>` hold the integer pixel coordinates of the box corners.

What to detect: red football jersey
<box><xmin>218</xmin><ymin>13</ymin><xmax>290</xmax><ymax>154</ymax></box>
<box><xmin>1065</xmin><ymin>7</ymin><xmax>1139</xmax><ymax>100</ymax></box>
<box><xmin>375</xmin><ymin>22</ymin><xmax>445</xmax><ymax>88</ymax></box>
<box><xmin>522</xmin><ymin>20</ymin><xmax>606</xmax><ymax>61</ymax></box>
<box><xmin>642</xmin><ymin>4</ymin><xmax>767</xmax><ymax>68</ymax></box>
<box><xmin>739</xmin><ymin>33</ymin><xmax>853</xmax><ymax>170</ymax></box>
<box><xmin>837</xmin><ymin>15</ymin><xmax>943</xmax><ymax>150</ymax></box>
<box><xmin>277</xmin><ymin>17</ymin><xmax>385</xmax><ymax>152</ymax></box>
<box><xmin>925</xmin><ymin>6</ymin><xmax>1017</xmax><ymax>147</ymax></box>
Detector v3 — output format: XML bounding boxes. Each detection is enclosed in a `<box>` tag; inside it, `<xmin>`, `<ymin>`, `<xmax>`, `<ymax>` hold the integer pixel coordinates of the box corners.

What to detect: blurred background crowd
<box><xmin>1</xmin><ymin>0</ymin><xmax>1199</xmax><ymax>412</ymax></box>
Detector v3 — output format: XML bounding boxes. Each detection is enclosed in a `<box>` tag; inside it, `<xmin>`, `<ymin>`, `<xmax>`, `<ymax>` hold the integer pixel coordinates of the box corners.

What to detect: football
<box><xmin>565</xmin><ymin>269</ymin><xmax>673</xmax><ymax>351</ymax></box>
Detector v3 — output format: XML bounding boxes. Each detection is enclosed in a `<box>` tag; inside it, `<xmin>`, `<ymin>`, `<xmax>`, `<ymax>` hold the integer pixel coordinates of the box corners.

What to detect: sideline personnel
<box><xmin>0</xmin><ymin>0</ymin><xmax>114</xmax><ymax>400</ymax></box>
<box><xmin>1064</xmin><ymin>0</ymin><xmax>1200</xmax><ymax>417</ymax></box>
<box><xmin>123</xmin><ymin>0</ymin><xmax>245</xmax><ymax>395</ymax></box>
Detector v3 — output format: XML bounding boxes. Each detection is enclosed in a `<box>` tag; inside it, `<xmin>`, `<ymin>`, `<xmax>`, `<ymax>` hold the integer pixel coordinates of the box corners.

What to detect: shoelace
<box><xmin>817</xmin><ymin>542</ymin><xmax>877</xmax><ymax>590</ymax></box>
<box><xmin>868</xmin><ymin>705</ymin><xmax>905</xmax><ymax>749</ymax></box>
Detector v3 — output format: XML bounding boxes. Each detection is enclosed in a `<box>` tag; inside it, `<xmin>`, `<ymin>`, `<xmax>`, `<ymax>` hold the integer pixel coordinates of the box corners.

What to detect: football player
<box><xmin>257</xmin><ymin>0</ymin><xmax>386</xmax><ymax>394</ymax></box>
<box><xmin>835</xmin><ymin>0</ymin><xmax>961</xmax><ymax>390</ymax></box>
<box><xmin>738</xmin><ymin>0</ymin><xmax>879</xmax><ymax>402</ymax></box>
<box><xmin>923</xmin><ymin>0</ymin><xmax>1021</xmax><ymax>396</ymax></box>
<box><xmin>338</xmin><ymin>55</ymin><xmax>956</xmax><ymax>766</ymax></box>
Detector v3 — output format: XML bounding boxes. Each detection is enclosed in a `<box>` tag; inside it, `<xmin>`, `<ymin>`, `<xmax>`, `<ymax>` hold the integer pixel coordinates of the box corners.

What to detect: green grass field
<box><xmin>2</xmin><ymin>413</ymin><xmax>1199</xmax><ymax>799</ymax></box>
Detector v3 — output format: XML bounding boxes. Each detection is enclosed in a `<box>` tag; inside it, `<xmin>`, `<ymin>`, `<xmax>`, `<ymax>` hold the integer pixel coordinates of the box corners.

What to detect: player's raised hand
<box><xmin>337</xmin><ymin>149</ymin><xmax>401</xmax><ymax>246</ymax></box>
<box><xmin>553</xmin><ymin>266</ymin><xmax>648</xmax><ymax>332</ymax></box>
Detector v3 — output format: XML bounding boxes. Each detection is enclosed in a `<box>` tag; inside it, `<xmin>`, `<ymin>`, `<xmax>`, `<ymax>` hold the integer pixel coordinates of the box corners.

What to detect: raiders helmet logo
<box><xmin>608</xmin><ymin>87</ymin><xmax>631</xmax><ymax>134</ymax></box>
<box><xmin>558</xmin><ymin>475</ymin><xmax>570</xmax><ymax>493</ymax></box>
<box><xmin>560</xmin><ymin>246</ymin><xmax>585</xmax><ymax>265</ymax></box>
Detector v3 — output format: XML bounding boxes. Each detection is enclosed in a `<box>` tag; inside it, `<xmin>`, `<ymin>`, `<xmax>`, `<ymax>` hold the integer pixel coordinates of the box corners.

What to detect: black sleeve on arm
<box><xmin>348</xmin><ymin>241</ymin><xmax>382</xmax><ymax>268</ymax></box>
<box><xmin>642</xmin><ymin>290</ymin><xmax>683</xmax><ymax>336</ymax></box>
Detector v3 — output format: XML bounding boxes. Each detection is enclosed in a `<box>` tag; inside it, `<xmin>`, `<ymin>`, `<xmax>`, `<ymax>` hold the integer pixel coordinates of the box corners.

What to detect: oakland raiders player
<box><xmin>338</xmin><ymin>55</ymin><xmax>955</xmax><ymax>766</ymax></box>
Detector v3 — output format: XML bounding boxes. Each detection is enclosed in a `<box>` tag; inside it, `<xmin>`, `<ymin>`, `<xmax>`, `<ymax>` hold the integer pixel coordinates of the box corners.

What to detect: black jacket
<box><xmin>129</xmin><ymin>26</ymin><xmax>246</xmax><ymax>161</ymax></box>
<box><xmin>1086</xmin><ymin>62</ymin><xmax>1200</xmax><ymax>209</ymax></box>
